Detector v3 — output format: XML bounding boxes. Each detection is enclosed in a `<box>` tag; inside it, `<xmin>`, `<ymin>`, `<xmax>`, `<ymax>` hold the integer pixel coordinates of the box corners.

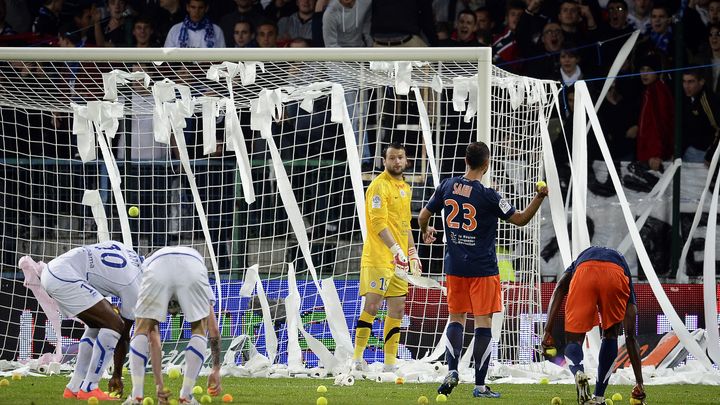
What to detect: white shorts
<box><xmin>135</xmin><ymin>250</ymin><xmax>213</xmax><ymax>323</ymax></box>
<box><xmin>40</xmin><ymin>264</ymin><xmax>104</xmax><ymax>318</ymax></box>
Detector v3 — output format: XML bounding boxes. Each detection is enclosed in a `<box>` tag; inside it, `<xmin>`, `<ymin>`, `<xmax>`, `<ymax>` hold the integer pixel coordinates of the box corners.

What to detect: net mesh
<box><xmin>0</xmin><ymin>51</ymin><xmax>555</xmax><ymax>372</ymax></box>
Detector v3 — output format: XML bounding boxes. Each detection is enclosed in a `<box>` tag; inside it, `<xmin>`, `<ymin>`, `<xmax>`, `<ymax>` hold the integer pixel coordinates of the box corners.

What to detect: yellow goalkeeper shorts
<box><xmin>359</xmin><ymin>267</ymin><xmax>408</xmax><ymax>298</ymax></box>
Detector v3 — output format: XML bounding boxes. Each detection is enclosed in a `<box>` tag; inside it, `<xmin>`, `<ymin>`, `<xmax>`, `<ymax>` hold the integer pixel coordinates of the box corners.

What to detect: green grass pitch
<box><xmin>1</xmin><ymin>375</ymin><xmax>718</xmax><ymax>404</ymax></box>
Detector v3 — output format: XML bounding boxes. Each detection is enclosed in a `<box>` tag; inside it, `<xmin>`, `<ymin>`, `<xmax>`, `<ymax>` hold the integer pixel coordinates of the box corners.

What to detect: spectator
<box><xmin>232</xmin><ymin>20</ymin><xmax>256</xmax><ymax>47</ymax></box>
<box><xmin>153</xmin><ymin>0</ymin><xmax>184</xmax><ymax>45</ymax></box>
<box><xmin>524</xmin><ymin>21</ymin><xmax>565</xmax><ymax>79</ymax></box>
<box><xmin>515</xmin><ymin>0</ymin><xmax>549</xmax><ymax>58</ymax></box>
<box><xmin>288</xmin><ymin>36</ymin><xmax>310</xmax><ymax>46</ymax></box>
<box><xmin>131</xmin><ymin>15</ymin><xmax>160</xmax><ymax>47</ymax></box>
<box><xmin>321</xmin><ymin>0</ymin><xmax>371</xmax><ymax>47</ymax></box>
<box><xmin>597</xmin><ymin>81</ymin><xmax>639</xmax><ymax>162</ymax></box>
<box><xmin>681</xmin><ymin>70</ymin><xmax>719</xmax><ymax>163</ymax></box>
<box><xmin>58</xmin><ymin>4</ymin><xmax>100</xmax><ymax>48</ymax></box>
<box><xmin>219</xmin><ymin>0</ymin><xmax>265</xmax><ymax>46</ymax></box>
<box><xmin>278</xmin><ymin>0</ymin><xmax>316</xmax><ymax>42</ymax></box>
<box><xmin>255</xmin><ymin>19</ymin><xmax>278</xmax><ymax>47</ymax></box>
<box><xmin>432</xmin><ymin>0</ymin><xmax>477</xmax><ymax>25</ymax></box>
<box><xmin>694</xmin><ymin>0</ymin><xmax>711</xmax><ymax>25</ymax></box>
<box><xmin>492</xmin><ymin>1</ymin><xmax>524</xmax><ymax>73</ymax></box>
<box><xmin>264</xmin><ymin>0</ymin><xmax>298</xmax><ymax>21</ymax></box>
<box><xmin>644</xmin><ymin>4</ymin><xmax>674</xmax><ymax>59</ymax></box>
<box><xmin>0</xmin><ymin>0</ymin><xmax>17</xmax><ymax>35</ymax></box>
<box><xmin>101</xmin><ymin>0</ymin><xmax>134</xmax><ymax>46</ymax></box>
<box><xmin>164</xmin><ymin>0</ymin><xmax>225</xmax><ymax>48</ymax></box>
<box><xmin>32</xmin><ymin>0</ymin><xmax>63</xmax><ymax>37</ymax></box>
<box><xmin>371</xmin><ymin>0</ymin><xmax>436</xmax><ymax>47</ymax></box>
<box><xmin>694</xmin><ymin>23</ymin><xmax>720</xmax><ymax>93</ymax></box>
<box><xmin>594</xmin><ymin>0</ymin><xmax>634</xmax><ymax>75</ymax></box>
<box><xmin>4</xmin><ymin>0</ymin><xmax>31</xmax><ymax>34</ymax></box>
<box><xmin>627</xmin><ymin>0</ymin><xmax>652</xmax><ymax>34</ymax></box>
<box><xmin>474</xmin><ymin>7</ymin><xmax>494</xmax><ymax>45</ymax></box>
<box><xmin>557</xmin><ymin>46</ymin><xmax>583</xmax><ymax>86</ymax></box>
<box><xmin>636</xmin><ymin>54</ymin><xmax>674</xmax><ymax>171</ymax></box>
<box><xmin>443</xmin><ymin>9</ymin><xmax>478</xmax><ymax>46</ymax></box>
<box><xmin>710</xmin><ymin>0</ymin><xmax>720</xmax><ymax>24</ymax></box>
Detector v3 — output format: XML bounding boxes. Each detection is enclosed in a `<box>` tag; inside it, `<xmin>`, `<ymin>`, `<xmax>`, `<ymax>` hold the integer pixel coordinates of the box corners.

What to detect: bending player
<box><xmin>543</xmin><ymin>246</ymin><xmax>646</xmax><ymax>405</ymax></box>
<box><xmin>39</xmin><ymin>241</ymin><xmax>142</xmax><ymax>401</ymax></box>
<box><xmin>351</xmin><ymin>142</ymin><xmax>421</xmax><ymax>373</ymax></box>
<box><xmin>124</xmin><ymin>246</ymin><xmax>221</xmax><ymax>405</ymax></box>
<box><xmin>418</xmin><ymin>141</ymin><xmax>547</xmax><ymax>399</ymax></box>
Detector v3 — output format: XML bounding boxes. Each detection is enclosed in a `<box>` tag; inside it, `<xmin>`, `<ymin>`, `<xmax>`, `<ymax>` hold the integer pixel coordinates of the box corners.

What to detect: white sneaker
<box><xmin>575</xmin><ymin>371</ymin><xmax>592</xmax><ymax>404</ymax></box>
<box><xmin>122</xmin><ymin>397</ymin><xmax>143</xmax><ymax>405</ymax></box>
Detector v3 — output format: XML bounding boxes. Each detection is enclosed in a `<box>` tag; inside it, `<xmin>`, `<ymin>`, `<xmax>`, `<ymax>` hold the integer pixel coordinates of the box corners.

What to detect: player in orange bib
<box><xmin>543</xmin><ymin>246</ymin><xmax>646</xmax><ymax>405</ymax></box>
<box><xmin>419</xmin><ymin>142</ymin><xmax>547</xmax><ymax>398</ymax></box>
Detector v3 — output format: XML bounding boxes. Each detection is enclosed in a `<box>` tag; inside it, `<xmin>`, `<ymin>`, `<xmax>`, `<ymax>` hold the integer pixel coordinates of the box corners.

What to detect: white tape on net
<box><xmin>578</xmin><ymin>80</ymin><xmax>713</xmax><ymax>370</ymax></box>
<box><xmin>571</xmin><ymin>84</ymin><xmax>591</xmax><ymax>256</ymax></box>
<box><xmin>451</xmin><ymin>75</ymin><xmax>479</xmax><ymax>122</ymax></box>
<box><xmin>239</xmin><ymin>265</ymin><xmax>278</xmax><ymax>363</ymax></box>
<box><xmin>284</xmin><ymin>262</ymin><xmax>305</xmax><ymax>370</ymax></box>
<box><xmin>419</xmin><ymin>321</ymin><xmax>449</xmax><ymax>363</ymax></box>
<box><xmin>81</xmin><ymin>190</ymin><xmax>110</xmax><ymax>242</ymax></box>
<box><xmin>703</xmin><ymin>174</ymin><xmax>720</xmax><ymax>367</ymax></box>
<box><xmin>196</xmin><ymin>96</ymin><xmax>219</xmax><ymax>156</ymax></box>
<box><xmin>321</xmin><ymin>277</ymin><xmax>354</xmax><ymax>364</ymax></box>
<box><xmin>102</xmin><ymin>69</ymin><xmax>150</xmax><ymax>102</ymax></box>
<box><xmin>221</xmin><ymin>97</ymin><xmax>256</xmax><ymax>204</ymax></box>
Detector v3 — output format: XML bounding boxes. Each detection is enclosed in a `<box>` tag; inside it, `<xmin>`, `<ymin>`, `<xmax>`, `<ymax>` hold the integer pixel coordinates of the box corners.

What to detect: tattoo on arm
<box><xmin>209</xmin><ymin>336</ymin><xmax>221</xmax><ymax>368</ymax></box>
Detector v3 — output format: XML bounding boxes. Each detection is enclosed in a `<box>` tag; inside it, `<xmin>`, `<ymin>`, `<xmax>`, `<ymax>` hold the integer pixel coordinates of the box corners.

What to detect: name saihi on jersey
<box><xmin>63</xmin><ymin>241</ymin><xmax>143</xmax><ymax>295</ymax></box>
<box><xmin>426</xmin><ymin>176</ymin><xmax>516</xmax><ymax>277</ymax></box>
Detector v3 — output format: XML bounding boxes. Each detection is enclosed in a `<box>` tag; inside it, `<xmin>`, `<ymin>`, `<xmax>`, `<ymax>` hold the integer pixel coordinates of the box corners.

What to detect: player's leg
<box><xmin>383</xmin><ymin>295</ymin><xmax>405</xmax><ymax>371</ymax></box>
<box><xmin>75</xmin><ymin>298</ymin><xmax>125</xmax><ymax>400</ymax></box>
<box><xmin>354</xmin><ymin>267</ymin><xmax>392</xmax><ymax>368</ymax></box>
<box><xmin>125</xmin><ymin>318</ymin><xmax>157</xmax><ymax>405</ymax></box>
<box><xmin>437</xmin><ymin>275</ymin><xmax>471</xmax><ymax>396</ymax></box>
<box><xmin>592</xmin><ymin>323</ymin><xmax>621</xmax><ymax>403</ymax></box>
<box><xmin>65</xmin><ymin>326</ymin><xmax>99</xmax><ymax>398</ymax></box>
<box><xmin>179</xmin><ymin>318</ymin><xmax>209</xmax><ymax>402</ymax></box>
<box><xmin>467</xmin><ymin>275</ymin><xmax>501</xmax><ymax>398</ymax></box>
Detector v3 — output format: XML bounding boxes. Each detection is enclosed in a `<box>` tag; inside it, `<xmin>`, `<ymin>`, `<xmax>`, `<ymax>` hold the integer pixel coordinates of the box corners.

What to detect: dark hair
<box><xmin>466</xmin><ymin>142</ymin><xmax>490</xmax><ymax>169</ymax></box>
<box><xmin>683</xmin><ymin>69</ymin><xmax>705</xmax><ymax>81</ymax></box>
<box><xmin>133</xmin><ymin>15</ymin><xmax>154</xmax><ymax>27</ymax></box>
<box><xmin>382</xmin><ymin>142</ymin><xmax>406</xmax><ymax>159</ymax></box>
<box><xmin>507</xmin><ymin>1</ymin><xmax>526</xmax><ymax>11</ymax></box>
<box><xmin>458</xmin><ymin>9</ymin><xmax>476</xmax><ymax>22</ymax></box>
<box><xmin>607</xmin><ymin>0</ymin><xmax>628</xmax><ymax>9</ymax></box>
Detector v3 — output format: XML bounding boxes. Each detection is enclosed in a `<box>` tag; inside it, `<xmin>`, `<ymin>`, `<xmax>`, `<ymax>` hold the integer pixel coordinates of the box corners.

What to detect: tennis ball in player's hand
<box><xmin>316</xmin><ymin>397</ymin><xmax>328</xmax><ymax>405</ymax></box>
<box><xmin>142</xmin><ymin>398</ymin><xmax>154</xmax><ymax>405</ymax></box>
<box><xmin>193</xmin><ymin>386</ymin><xmax>203</xmax><ymax>395</ymax></box>
<box><xmin>536</xmin><ymin>180</ymin><xmax>547</xmax><ymax>190</ymax></box>
<box><xmin>221</xmin><ymin>393</ymin><xmax>233</xmax><ymax>403</ymax></box>
<box><xmin>87</xmin><ymin>397</ymin><xmax>99</xmax><ymax>405</ymax></box>
<box><xmin>551</xmin><ymin>397</ymin><xmax>562</xmax><ymax>405</ymax></box>
<box><xmin>168</xmin><ymin>367</ymin><xmax>181</xmax><ymax>379</ymax></box>
<box><xmin>128</xmin><ymin>206</ymin><xmax>140</xmax><ymax>218</ymax></box>
<box><xmin>201</xmin><ymin>394</ymin><xmax>212</xmax><ymax>404</ymax></box>
<box><xmin>435</xmin><ymin>394</ymin><xmax>447</xmax><ymax>402</ymax></box>
<box><xmin>417</xmin><ymin>395</ymin><xmax>429</xmax><ymax>405</ymax></box>
<box><xmin>545</xmin><ymin>347</ymin><xmax>557</xmax><ymax>357</ymax></box>
<box><xmin>611</xmin><ymin>393</ymin><xmax>623</xmax><ymax>401</ymax></box>
<box><xmin>316</xmin><ymin>385</ymin><xmax>327</xmax><ymax>393</ymax></box>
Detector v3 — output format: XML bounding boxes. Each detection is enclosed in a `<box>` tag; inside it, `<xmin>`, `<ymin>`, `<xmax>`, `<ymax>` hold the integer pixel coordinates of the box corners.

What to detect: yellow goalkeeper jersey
<box><xmin>361</xmin><ymin>171</ymin><xmax>412</xmax><ymax>269</ymax></box>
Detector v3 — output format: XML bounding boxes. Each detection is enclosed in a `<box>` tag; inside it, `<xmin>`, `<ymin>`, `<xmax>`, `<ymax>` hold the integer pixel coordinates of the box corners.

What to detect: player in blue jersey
<box><xmin>418</xmin><ymin>141</ymin><xmax>548</xmax><ymax>399</ymax></box>
<box><xmin>543</xmin><ymin>246</ymin><xmax>646</xmax><ymax>405</ymax></box>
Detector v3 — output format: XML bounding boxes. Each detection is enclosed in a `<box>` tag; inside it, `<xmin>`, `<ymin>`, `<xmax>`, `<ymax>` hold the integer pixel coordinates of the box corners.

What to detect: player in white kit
<box><xmin>40</xmin><ymin>241</ymin><xmax>143</xmax><ymax>401</ymax></box>
<box><xmin>124</xmin><ymin>246</ymin><xmax>221</xmax><ymax>405</ymax></box>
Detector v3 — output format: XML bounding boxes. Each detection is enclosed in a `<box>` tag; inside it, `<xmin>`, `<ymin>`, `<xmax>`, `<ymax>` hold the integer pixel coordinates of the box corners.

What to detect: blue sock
<box><xmin>564</xmin><ymin>341</ymin><xmax>584</xmax><ymax>376</ymax></box>
<box><xmin>594</xmin><ymin>338</ymin><xmax>618</xmax><ymax>397</ymax></box>
<box><xmin>473</xmin><ymin>327</ymin><xmax>492</xmax><ymax>386</ymax></box>
<box><xmin>444</xmin><ymin>322</ymin><xmax>463</xmax><ymax>372</ymax></box>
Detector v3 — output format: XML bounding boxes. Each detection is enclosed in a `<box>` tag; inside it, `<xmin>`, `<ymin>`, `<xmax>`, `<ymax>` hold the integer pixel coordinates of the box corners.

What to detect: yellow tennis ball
<box><xmin>221</xmin><ymin>393</ymin><xmax>233</xmax><ymax>403</ymax></box>
<box><xmin>0</xmin><ymin>379</ymin><xmax>8</xmax><ymax>387</ymax></box>
<box><xmin>142</xmin><ymin>398</ymin><xmax>154</xmax><ymax>405</ymax></box>
<box><xmin>201</xmin><ymin>394</ymin><xmax>212</xmax><ymax>404</ymax></box>
<box><xmin>435</xmin><ymin>394</ymin><xmax>447</xmax><ymax>402</ymax></box>
<box><xmin>395</xmin><ymin>377</ymin><xmax>405</xmax><ymax>384</ymax></box>
<box><xmin>11</xmin><ymin>373</ymin><xmax>21</xmax><ymax>381</ymax></box>
<box><xmin>168</xmin><ymin>368</ymin><xmax>181</xmax><ymax>379</ymax></box>
<box><xmin>193</xmin><ymin>386</ymin><xmax>203</xmax><ymax>396</ymax></box>
<box><xmin>128</xmin><ymin>206</ymin><xmax>140</xmax><ymax>218</ymax></box>
<box><xmin>611</xmin><ymin>393</ymin><xmax>623</xmax><ymax>401</ymax></box>
<box><xmin>539</xmin><ymin>377</ymin><xmax>549</xmax><ymax>384</ymax></box>
<box><xmin>316</xmin><ymin>385</ymin><xmax>327</xmax><ymax>393</ymax></box>
<box><xmin>545</xmin><ymin>347</ymin><xmax>557</xmax><ymax>357</ymax></box>
<box><xmin>316</xmin><ymin>397</ymin><xmax>328</xmax><ymax>405</ymax></box>
<box><xmin>417</xmin><ymin>395</ymin><xmax>429</xmax><ymax>405</ymax></box>
<box><xmin>87</xmin><ymin>397</ymin><xmax>99</xmax><ymax>405</ymax></box>
<box><xmin>630</xmin><ymin>399</ymin><xmax>643</xmax><ymax>405</ymax></box>
<box><xmin>536</xmin><ymin>180</ymin><xmax>547</xmax><ymax>190</ymax></box>
<box><xmin>551</xmin><ymin>397</ymin><xmax>562</xmax><ymax>405</ymax></box>
<box><xmin>169</xmin><ymin>400</ymin><xmax>179</xmax><ymax>405</ymax></box>
<box><xmin>605</xmin><ymin>399</ymin><xmax>614</xmax><ymax>405</ymax></box>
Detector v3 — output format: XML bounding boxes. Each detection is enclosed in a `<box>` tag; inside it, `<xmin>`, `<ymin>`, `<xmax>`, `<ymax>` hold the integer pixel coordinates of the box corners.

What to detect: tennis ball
<box><xmin>11</xmin><ymin>373</ymin><xmax>21</xmax><ymax>380</ymax></box>
<box><xmin>168</xmin><ymin>367</ymin><xmax>181</xmax><ymax>379</ymax></box>
<box><xmin>143</xmin><ymin>398</ymin><xmax>154</xmax><ymax>405</ymax></box>
<box><xmin>536</xmin><ymin>180</ymin><xmax>547</xmax><ymax>190</ymax></box>
<box><xmin>629</xmin><ymin>399</ymin><xmax>643</xmax><ymax>405</ymax></box>
<box><xmin>193</xmin><ymin>386</ymin><xmax>203</xmax><ymax>395</ymax></box>
<box><xmin>201</xmin><ymin>394</ymin><xmax>212</xmax><ymax>404</ymax></box>
<box><xmin>169</xmin><ymin>400</ymin><xmax>179</xmax><ymax>405</ymax></box>
<box><xmin>611</xmin><ymin>393</ymin><xmax>623</xmax><ymax>401</ymax></box>
<box><xmin>545</xmin><ymin>347</ymin><xmax>557</xmax><ymax>357</ymax></box>
<box><xmin>417</xmin><ymin>395</ymin><xmax>429</xmax><ymax>405</ymax></box>
<box><xmin>221</xmin><ymin>393</ymin><xmax>233</xmax><ymax>403</ymax></box>
<box><xmin>0</xmin><ymin>379</ymin><xmax>9</xmax><ymax>386</ymax></box>
<box><xmin>539</xmin><ymin>377</ymin><xmax>549</xmax><ymax>384</ymax></box>
<box><xmin>551</xmin><ymin>397</ymin><xmax>562</xmax><ymax>405</ymax></box>
<box><xmin>87</xmin><ymin>397</ymin><xmax>99</xmax><ymax>405</ymax></box>
<box><xmin>316</xmin><ymin>385</ymin><xmax>327</xmax><ymax>393</ymax></box>
<box><xmin>128</xmin><ymin>206</ymin><xmax>140</xmax><ymax>218</ymax></box>
<box><xmin>395</xmin><ymin>377</ymin><xmax>405</xmax><ymax>384</ymax></box>
<box><xmin>109</xmin><ymin>391</ymin><xmax>121</xmax><ymax>399</ymax></box>
<box><xmin>605</xmin><ymin>399</ymin><xmax>614</xmax><ymax>405</ymax></box>
<box><xmin>316</xmin><ymin>397</ymin><xmax>328</xmax><ymax>405</ymax></box>
<box><xmin>435</xmin><ymin>393</ymin><xmax>447</xmax><ymax>402</ymax></box>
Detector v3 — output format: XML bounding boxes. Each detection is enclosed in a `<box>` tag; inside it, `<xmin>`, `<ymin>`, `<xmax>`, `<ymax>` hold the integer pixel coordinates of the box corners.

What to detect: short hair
<box><xmin>683</xmin><ymin>69</ymin><xmax>704</xmax><ymax>80</ymax></box>
<box><xmin>458</xmin><ymin>9</ymin><xmax>477</xmax><ymax>22</ymax></box>
<box><xmin>133</xmin><ymin>15</ymin><xmax>154</xmax><ymax>28</ymax></box>
<box><xmin>256</xmin><ymin>19</ymin><xmax>277</xmax><ymax>32</ymax></box>
<box><xmin>507</xmin><ymin>1</ymin><xmax>526</xmax><ymax>12</ymax></box>
<box><xmin>466</xmin><ymin>142</ymin><xmax>490</xmax><ymax>169</ymax></box>
<box><xmin>382</xmin><ymin>142</ymin><xmax>406</xmax><ymax>159</ymax></box>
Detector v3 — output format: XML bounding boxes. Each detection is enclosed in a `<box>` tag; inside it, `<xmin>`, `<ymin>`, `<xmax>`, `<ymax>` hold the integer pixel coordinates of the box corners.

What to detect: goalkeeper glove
<box><xmin>408</xmin><ymin>247</ymin><xmax>422</xmax><ymax>277</ymax></box>
<box><xmin>390</xmin><ymin>243</ymin><xmax>408</xmax><ymax>279</ymax></box>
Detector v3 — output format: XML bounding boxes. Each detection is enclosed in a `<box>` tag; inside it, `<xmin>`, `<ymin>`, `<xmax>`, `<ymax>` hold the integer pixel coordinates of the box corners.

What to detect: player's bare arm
<box><xmin>543</xmin><ymin>271</ymin><xmax>572</xmax><ymax>347</ymax></box>
<box><xmin>623</xmin><ymin>303</ymin><xmax>646</xmax><ymax>400</ymax></box>
<box><xmin>207</xmin><ymin>308</ymin><xmax>222</xmax><ymax>396</ymax></box>
<box><xmin>418</xmin><ymin>207</ymin><xmax>437</xmax><ymax>243</ymax></box>
<box><xmin>108</xmin><ymin>317</ymin><xmax>135</xmax><ymax>396</ymax></box>
<box><xmin>507</xmin><ymin>187</ymin><xmax>547</xmax><ymax>226</ymax></box>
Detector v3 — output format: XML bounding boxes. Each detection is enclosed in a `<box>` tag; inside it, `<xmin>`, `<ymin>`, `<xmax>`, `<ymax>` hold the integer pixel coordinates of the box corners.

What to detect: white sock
<box><xmin>179</xmin><ymin>334</ymin><xmax>207</xmax><ymax>399</ymax></box>
<box><xmin>67</xmin><ymin>328</ymin><xmax>98</xmax><ymax>392</ymax></box>
<box><xmin>129</xmin><ymin>334</ymin><xmax>149</xmax><ymax>399</ymax></box>
<box><xmin>82</xmin><ymin>328</ymin><xmax>121</xmax><ymax>392</ymax></box>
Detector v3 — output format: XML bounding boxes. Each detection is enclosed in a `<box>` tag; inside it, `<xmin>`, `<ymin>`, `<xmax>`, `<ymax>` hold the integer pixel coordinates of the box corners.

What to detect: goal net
<box><xmin>0</xmin><ymin>48</ymin><xmax>555</xmax><ymax>378</ymax></box>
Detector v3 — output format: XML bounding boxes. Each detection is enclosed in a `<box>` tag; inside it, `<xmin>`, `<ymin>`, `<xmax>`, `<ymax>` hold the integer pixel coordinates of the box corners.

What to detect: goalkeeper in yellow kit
<box><xmin>352</xmin><ymin>142</ymin><xmax>422</xmax><ymax>372</ymax></box>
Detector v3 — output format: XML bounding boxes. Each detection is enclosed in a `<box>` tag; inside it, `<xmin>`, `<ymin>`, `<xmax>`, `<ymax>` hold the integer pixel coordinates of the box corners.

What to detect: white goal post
<box><xmin>0</xmin><ymin>47</ymin><xmax>555</xmax><ymax>377</ymax></box>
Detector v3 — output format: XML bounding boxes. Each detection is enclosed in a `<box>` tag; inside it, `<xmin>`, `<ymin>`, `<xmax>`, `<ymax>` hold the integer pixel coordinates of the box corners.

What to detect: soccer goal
<box><xmin>0</xmin><ymin>47</ymin><xmax>555</xmax><ymax>377</ymax></box>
